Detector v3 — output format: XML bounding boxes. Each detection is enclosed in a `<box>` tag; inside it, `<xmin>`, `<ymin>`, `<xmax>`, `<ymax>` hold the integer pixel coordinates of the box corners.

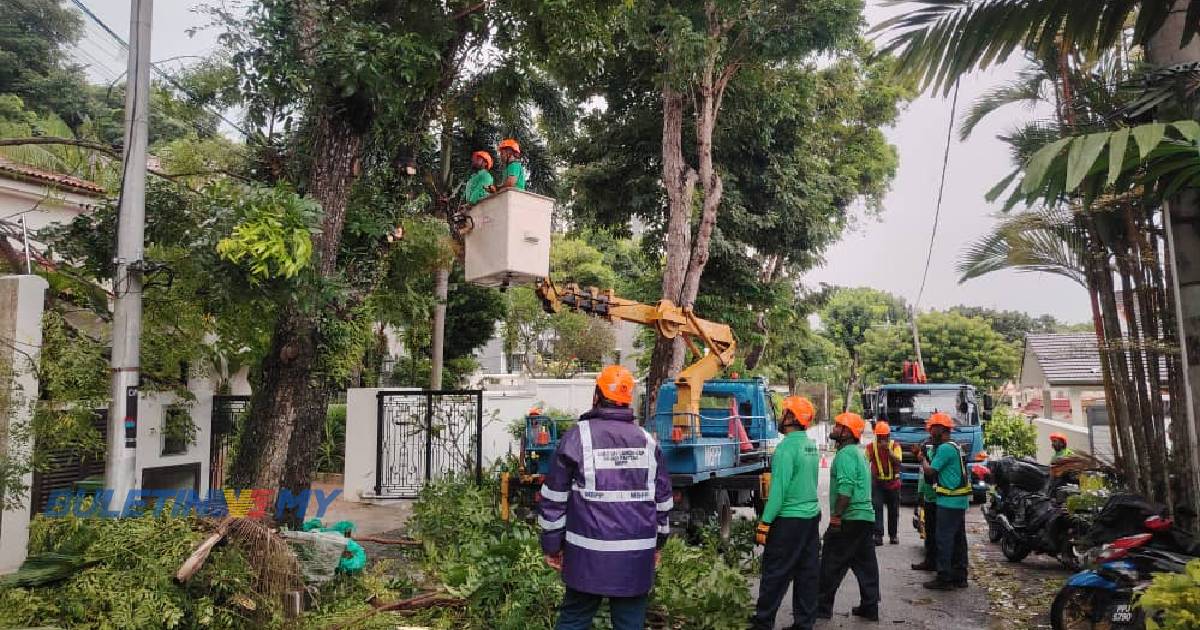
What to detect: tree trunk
<box><xmin>430</xmin><ymin>266</ymin><xmax>449</xmax><ymax>389</ymax></box>
<box><xmin>1146</xmin><ymin>1</ymin><xmax>1200</xmax><ymax>522</ymax></box>
<box><xmin>646</xmin><ymin>85</ymin><xmax>696</xmax><ymax>417</ymax></box>
<box><xmin>844</xmin><ymin>356</ymin><xmax>858</xmax><ymax>414</ymax></box>
<box><xmin>230</xmin><ymin>106</ymin><xmax>365</xmax><ymax>506</ymax></box>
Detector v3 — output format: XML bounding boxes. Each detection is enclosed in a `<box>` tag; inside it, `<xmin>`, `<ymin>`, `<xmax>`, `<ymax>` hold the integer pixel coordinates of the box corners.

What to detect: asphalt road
<box><xmin>746</xmin><ymin>451</ymin><xmax>992</xmax><ymax>630</ymax></box>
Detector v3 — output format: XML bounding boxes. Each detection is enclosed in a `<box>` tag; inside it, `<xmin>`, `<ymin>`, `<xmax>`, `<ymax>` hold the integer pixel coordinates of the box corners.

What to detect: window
<box><xmin>162</xmin><ymin>406</ymin><xmax>196</xmax><ymax>456</ymax></box>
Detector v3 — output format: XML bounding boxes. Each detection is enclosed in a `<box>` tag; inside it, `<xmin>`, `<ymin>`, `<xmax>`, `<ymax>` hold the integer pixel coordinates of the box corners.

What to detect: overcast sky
<box><xmin>72</xmin><ymin>1</ymin><xmax>1093</xmax><ymax>324</ymax></box>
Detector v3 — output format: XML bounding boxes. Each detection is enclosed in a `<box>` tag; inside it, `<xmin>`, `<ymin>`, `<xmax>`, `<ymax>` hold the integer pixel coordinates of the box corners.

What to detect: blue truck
<box><xmin>511</xmin><ymin>377</ymin><xmax>780</xmax><ymax>538</ymax></box>
<box><xmin>862</xmin><ymin>382</ymin><xmax>993</xmax><ymax>504</ymax></box>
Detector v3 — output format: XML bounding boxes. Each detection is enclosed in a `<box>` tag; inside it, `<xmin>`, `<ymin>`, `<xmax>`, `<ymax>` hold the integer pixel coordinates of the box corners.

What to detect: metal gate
<box><xmin>210</xmin><ymin>395</ymin><xmax>251</xmax><ymax>490</ymax></box>
<box><xmin>375</xmin><ymin>390</ymin><xmax>483</xmax><ymax>498</ymax></box>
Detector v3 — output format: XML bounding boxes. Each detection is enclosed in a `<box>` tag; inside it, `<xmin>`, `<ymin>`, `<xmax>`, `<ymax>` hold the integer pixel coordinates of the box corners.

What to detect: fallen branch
<box><xmin>329</xmin><ymin>591</ymin><xmax>463</xmax><ymax>630</ymax></box>
<box><xmin>351</xmin><ymin>535</ymin><xmax>422</xmax><ymax>546</ymax></box>
<box><xmin>175</xmin><ymin>517</ymin><xmax>233</xmax><ymax>583</ymax></box>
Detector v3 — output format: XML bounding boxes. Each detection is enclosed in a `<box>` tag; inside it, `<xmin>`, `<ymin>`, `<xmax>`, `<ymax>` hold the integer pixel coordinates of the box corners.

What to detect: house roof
<box><xmin>0</xmin><ymin>158</ymin><xmax>106</xmax><ymax>197</ymax></box>
<box><xmin>1024</xmin><ymin>333</ymin><xmax>1103</xmax><ymax>386</ymax></box>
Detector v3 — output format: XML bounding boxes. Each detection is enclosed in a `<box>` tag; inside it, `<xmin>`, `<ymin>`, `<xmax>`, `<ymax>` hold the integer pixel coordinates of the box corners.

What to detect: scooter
<box><xmin>1050</xmin><ymin>522</ymin><xmax>1196</xmax><ymax>630</ymax></box>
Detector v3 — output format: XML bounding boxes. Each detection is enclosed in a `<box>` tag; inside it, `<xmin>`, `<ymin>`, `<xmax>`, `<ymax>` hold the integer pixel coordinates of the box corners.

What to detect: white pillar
<box><xmin>0</xmin><ymin>275</ymin><xmax>48</xmax><ymax>573</ymax></box>
<box><xmin>1069</xmin><ymin>389</ymin><xmax>1085</xmax><ymax>427</ymax></box>
<box><xmin>1043</xmin><ymin>388</ymin><xmax>1054</xmax><ymax>420</ymax></box>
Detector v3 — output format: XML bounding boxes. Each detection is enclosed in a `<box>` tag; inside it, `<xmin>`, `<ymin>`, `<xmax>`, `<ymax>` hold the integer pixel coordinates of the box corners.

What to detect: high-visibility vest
<box><xmin>872</xmin><ymin>441</ymin><xmax>898</xmax><ymax>481</ymax></box>
<box><xmin>934</xmin><ymin>443</ymin><xmax>972</xmax><ymax>497</ymax></box>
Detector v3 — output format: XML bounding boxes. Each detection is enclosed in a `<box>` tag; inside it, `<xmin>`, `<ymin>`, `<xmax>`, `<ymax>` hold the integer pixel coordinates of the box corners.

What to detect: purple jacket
<box><xmin>538</xmin><ymin>406</ymin><xmax>672</xmax><ymax>597</ymax></box>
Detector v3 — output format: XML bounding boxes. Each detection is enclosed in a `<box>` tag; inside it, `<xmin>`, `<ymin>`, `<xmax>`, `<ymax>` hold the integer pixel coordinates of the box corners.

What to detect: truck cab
<box><xmin>863</xmin><ymin>383</ymin><xmax>992</xmax><ymax>504</ymax></box>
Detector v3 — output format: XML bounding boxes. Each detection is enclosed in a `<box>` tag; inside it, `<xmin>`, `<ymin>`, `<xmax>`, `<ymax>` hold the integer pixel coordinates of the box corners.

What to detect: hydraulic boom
<box><xmin>534</xmin><ymin>278</ymin><xmax>736</xmax><ymax>437</ymax></box>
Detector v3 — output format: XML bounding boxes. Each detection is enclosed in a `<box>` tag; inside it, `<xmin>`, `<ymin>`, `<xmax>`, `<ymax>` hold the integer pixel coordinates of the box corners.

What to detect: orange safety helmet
<box><xmin>834</xmin><ymin>412</ymin><xmax>866</xmax><ymax>439</ymax></box>
<box><xmin>780</xmin><ymin>396</ymin><xmax>815</xmax><ymax>429</ymax></box>
<box><xmin>595</xmin><ymin>365</ymin><xmax>634</xmax><ymax>406</ymax></box>
<box><xmin>471</xmin><ymin>150</ymin><xmax>493</xmax><ymax>169</ymax></box>
<box><xmin>1049</xmin><ymin>432</ymin><xmax>1068</xmax><ymax>443</ymax></box>
<box><xmin>497</xmin><ymin>138</ymin><xmax>522</xmax><ymax>155</ymax></box>
<box><xmin>926</xmin><ymin>412</ymin><xmax>955</xmax><ymax>432</ymax></box>
<box><xmin>873</xmin><ymin>421</ymin><xmax>891</xmax><ymax>436</ymax></box>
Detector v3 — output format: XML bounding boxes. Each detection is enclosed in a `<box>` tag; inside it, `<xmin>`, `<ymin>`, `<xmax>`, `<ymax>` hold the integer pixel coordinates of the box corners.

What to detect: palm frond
<box><xmin>957</xmin><ymin>206</ymin><xmax>1087</xmax><ymax>286</ymax></box>
<box><xmin>959</xmin><ymin>68</ymin><xmax>1048</xmax><ymax>140</ymax></box>
<box><xmin>875</xmin><ymin>0</ymin><xmax>1193</xmax><ymax>95</ymax></box>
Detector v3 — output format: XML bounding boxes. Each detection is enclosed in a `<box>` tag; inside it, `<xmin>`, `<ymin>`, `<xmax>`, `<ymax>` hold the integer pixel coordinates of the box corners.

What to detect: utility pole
<box><xmin>105</xmin><ymin>0</ymin><xmax>153</xmax><ymax>511</ymax></box>
<box><xmin>909</xmin><ymin>305</ymin><xmax>924</xmax><ymax>372</ymax></box>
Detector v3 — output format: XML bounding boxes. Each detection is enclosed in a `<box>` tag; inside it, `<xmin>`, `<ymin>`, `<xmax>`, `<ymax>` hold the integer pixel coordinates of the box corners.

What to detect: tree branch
<box><xmin>0</xmin><ymin>137</ymin><xmax>121</xmax><ymax>158</ymax></box>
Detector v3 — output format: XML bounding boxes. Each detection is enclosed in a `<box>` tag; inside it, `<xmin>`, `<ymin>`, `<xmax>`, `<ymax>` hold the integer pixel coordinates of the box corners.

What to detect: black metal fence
<box><xmin>209</xmin><ymin>395</ymin><xmax>251</xmax><ymax>490</ymax></box>
<box><xmin>375</xmin><ymin>390</ymin><xmax>483</xmax><ymax>498</ymax></box>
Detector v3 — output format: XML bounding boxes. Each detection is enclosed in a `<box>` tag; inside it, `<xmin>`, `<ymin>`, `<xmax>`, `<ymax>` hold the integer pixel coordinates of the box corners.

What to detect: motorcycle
<box><xmin>1050</xmin><ymin>518</ymin><xmax>1198</xmax><ymax>630</ymax></box>
<box><xmin>980</xmin><ymin>458</ymin><xmax>1087</xmax><ymax>568</ymax></box>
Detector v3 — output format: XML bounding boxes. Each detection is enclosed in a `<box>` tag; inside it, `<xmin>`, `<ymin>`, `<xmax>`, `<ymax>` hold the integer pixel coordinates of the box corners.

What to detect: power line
<box><xmin>68</xmin><ymin>0</ymin><xmax>251</xmax><ymax>138</ymax></box>
<box><xmin>915</xmin><ymin>79</ymin><xmax>962</xmax><ymax>310</ymax></box>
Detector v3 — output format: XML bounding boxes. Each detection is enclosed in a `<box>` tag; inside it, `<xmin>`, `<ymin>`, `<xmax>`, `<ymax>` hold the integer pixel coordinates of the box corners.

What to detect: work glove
<box><xmin>755</xmin><ymin>522</ymin><xmax>770</xmax><ymax>546</ymax></box>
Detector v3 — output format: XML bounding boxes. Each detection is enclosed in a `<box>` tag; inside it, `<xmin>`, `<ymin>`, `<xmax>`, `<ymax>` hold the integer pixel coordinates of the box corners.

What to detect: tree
<box><xmin>858</xmin><ymin>311</ymin><xmax>1020</xmax><ymax>391</ymax></box>
<box><xmin>947</xmin><ymin>306</ymin><xmax>1067</xmax><ymax>345</ymax></box>
<box><xmin>984</xmin><ymin>405</ymin><xmax>1038</xmax><ymax>458</ymax></box>
<box><xmin>879</xmin><ymin>0</ymin><xmax>1200</xmax><ymax>520</ymax></box>
<box><xmin>819</xmin><ymin>287</ymin><xmax>907</xmax><ymax>411</ymax></box>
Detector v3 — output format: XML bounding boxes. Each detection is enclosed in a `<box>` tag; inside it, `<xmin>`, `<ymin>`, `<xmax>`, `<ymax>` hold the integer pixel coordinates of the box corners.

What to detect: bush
<box><xmin>407</xmin><ymin>476</ymin><xmax>753</xmax><ymax>630</ymax></box>
<box><xmin>984</xmin><ymin>406</ymin><xmax>1037</xmax><ymax>458</ymax></box>
<box><xmin>0</xmin><ymin>510</ymin><xmax>281</xmax><ymax>629</ymax></box>
<box><xmin>1139</xmin><ymin>557</ymin><xmax>1200</xmax><ymax>629</ymax></box>
<box><xmin>317</xmin><ymin>404</ymin><xmax>347</xmax><ymax>474</ymax></box>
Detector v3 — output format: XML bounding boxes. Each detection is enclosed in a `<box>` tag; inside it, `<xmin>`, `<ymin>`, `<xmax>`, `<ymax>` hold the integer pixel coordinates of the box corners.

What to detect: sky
<box><xmin>68</xmin><ymin>1</ymin><xmax>1093</xmax><ymax>324</ymax></box>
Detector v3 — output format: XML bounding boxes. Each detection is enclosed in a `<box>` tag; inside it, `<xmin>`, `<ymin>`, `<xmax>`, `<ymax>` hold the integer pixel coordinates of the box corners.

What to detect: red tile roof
<box><xmin>0</xmin><ymin>158</ymin><xmax>106</xmax><ymax>196</ymax></box>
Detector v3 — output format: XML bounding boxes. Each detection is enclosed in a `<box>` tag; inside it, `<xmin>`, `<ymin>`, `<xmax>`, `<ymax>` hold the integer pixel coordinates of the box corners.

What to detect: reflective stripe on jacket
<box><xmin>868</xmin><ymin>440</ymin><xmax>901</xmax><ymax>482</ymax></box>
<box><xmin>934</xmin><ymin>442</ymin><xmax>971</xmax><ymax>497</ymax></box>
<box><xmin>537</xmin><ymin>406</ymin><xmax>672</xmax><ymax>597</ymax></box>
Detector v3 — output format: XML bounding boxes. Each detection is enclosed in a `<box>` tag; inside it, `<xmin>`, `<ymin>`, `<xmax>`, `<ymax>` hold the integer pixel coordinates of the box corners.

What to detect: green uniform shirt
<box><xmin>830</xmin><ymin>444</ymin><xmax>875</xmax><ymax>522</ymax></box>
<box><xmin>463</xmin><ymin>169</ymin><xmax>493</xmax><ymax>204</ymax></box>
<box><xmin>504</xmin><ymin>161</ymin><xmax>527</xmax><ymax>190</ymax></box>
<box><xmin>761</xmin><ymin>430</ymin><xmax>820</xmax><ymax>523</ymax></box>
<box><xmin>917</xmin><ymin>444</ymin><xmax>938</xmax><ymax>502</ymax></box>
<box><xmin>1051</xmin><ymin>448</ymin><xmax>1075</xmax><ymax>463</ymax></box>
<box><xmin>931</xmin><ymin>442</ymin><xmax>970</xmax><ymax>510</ymax></box>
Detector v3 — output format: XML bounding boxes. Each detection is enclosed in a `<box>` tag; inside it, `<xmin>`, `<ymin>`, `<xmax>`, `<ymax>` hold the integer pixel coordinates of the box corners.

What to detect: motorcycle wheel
<box><xmin>1001</xmin><ymin>532</ymin><xmax>1031</xmax><ymax>562</ymax></box>
<box><xmin>1051</xmin><ymin>586</ymin><xmax>1105</xmax><ymax>630</ymax></box>
<box><xmin>988</xmin><ymin>519</ymin><xmax>1003</xmax><ymax>543</ymax></box>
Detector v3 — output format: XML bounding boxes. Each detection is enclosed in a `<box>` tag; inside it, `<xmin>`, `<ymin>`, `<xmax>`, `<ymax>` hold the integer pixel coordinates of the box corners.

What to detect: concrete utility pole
<box><xmin>909</xmin><ymin>305</ymin><xmax>924</xmax><ymax>372</ymax></box>
<box><xmin>105</xmin><ymin>0</ymin><xmax>153</xmax><ymax>511</ymax></box>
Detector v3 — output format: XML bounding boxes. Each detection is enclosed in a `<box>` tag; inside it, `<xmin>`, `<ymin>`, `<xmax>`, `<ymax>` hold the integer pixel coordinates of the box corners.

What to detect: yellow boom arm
<box><xmin>535</xmin><ymin>278</ymin><xmax>736</xmax><ymax>437</ymax></box>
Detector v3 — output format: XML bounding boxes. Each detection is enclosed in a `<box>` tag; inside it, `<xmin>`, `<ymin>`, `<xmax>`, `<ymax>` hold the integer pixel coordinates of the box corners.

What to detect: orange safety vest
<box><xmin>872</xmin><ymin>441</ymin><xmax>898</xmax><ymax>481</ymax></box>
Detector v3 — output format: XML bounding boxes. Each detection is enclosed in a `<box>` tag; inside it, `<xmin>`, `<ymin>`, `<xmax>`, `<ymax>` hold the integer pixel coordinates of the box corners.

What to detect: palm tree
<box><xmin>880</xmin><ymin>0</ymin><xmax>1200</xmax><ymax>516</ymax></box>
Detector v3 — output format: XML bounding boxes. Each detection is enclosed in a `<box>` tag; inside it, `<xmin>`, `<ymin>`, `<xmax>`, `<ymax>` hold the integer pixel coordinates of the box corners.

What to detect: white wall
<box><xmin>136</xmin><ymin>392</ymin><xmax>211</xmax><ymax>496</ymax></box>
<box><xmin>1032</xmin><ymin>417</ymin><xmax>1091</xmax><ymax>465</ymax></box>
<box><xmin>0</xmin><ymin>178</ymin><xmax>100</xmax><ymax>259</ymax></box>
<box><xmin>343</xmin><ymin>379</ymin><xmax>598</xmax><ymax>502</ymax></box>
<box><xmin>0</xmin><ymin>275</ymin><xmax>47</xmax><ymax>574</ymax></box>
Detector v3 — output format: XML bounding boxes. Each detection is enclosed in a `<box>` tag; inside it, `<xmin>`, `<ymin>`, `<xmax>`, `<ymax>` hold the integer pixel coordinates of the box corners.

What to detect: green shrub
<box><xmin>0</xmin><ymin>510</ymin><xmax>281</xmax><ymax>629</ymax></box>
<box><xmin>983</xmin><ymin>405</ymin><xmax>1037</xmax><ymax>458</ymax></box>
<box><xmin>317</xmin><ymin>404</ymin><xmax>347</xmax><ymax>474</ymax></box>
<box><xmin>1139</xmin><ymin>557</ymin><xmax>1200</xmax><ymax>629</ymax></box>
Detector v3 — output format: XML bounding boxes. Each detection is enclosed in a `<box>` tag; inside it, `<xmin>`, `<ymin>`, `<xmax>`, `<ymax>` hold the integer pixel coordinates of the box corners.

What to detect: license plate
<box><xmin>1111</xmin><ymin>604</ymin><xmax>1133</xmax><ymax>624</ymax></box>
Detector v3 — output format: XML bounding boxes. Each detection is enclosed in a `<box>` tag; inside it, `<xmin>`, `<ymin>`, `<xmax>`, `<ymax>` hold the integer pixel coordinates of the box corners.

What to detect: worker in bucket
<box><xmin>816</xmin><ymin>412</ymin><xmax>880</xmax><ymax>622</ymax></box>
<box><xmin>918</xmin><ymin>412</ymin><xmax>970</xmax><ymax>590</ymax></box>
<box><xmin>866</xmin><ymin>421</ymin><xmax>902</xmax><ymax>546</ymax></box>
<box><xmin>462</xmin><ymin>150</ymin><xmax>494</xmax><ymax>204</ymax></box>
<box><xmin>1050</xmin><ymin>432</ymin><xmax>1074</xmax><ymax>462</ymax></box>
<box><xmin>487</xmin><ymin>137</ymin><xmax>527</xmax><ymax>193</ymax></box>
<box><xmin>538</xmin><ymin>365</ymin><xmax>672</xmax><ymax>630</ymax></box>
<box><xmin>751</xmin><ymin>395</ymin><xmax>822</xmax><ymax>630</ymax></box>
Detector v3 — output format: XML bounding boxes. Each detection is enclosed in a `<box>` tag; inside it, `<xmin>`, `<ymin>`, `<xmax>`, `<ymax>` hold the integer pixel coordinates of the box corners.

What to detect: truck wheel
<box><xmin>714</xmin><ymin>489</ymin><xmax>732</xmax><ymax>542</ymax></box>
<box><xmin>688</xmin><ymin>486</ymin><xmax>732</xmax><ymax>542</ymax></box>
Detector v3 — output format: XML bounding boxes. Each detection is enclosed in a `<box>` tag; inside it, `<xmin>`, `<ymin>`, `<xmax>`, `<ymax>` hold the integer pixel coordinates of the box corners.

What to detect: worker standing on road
<box><xmin>462</xmin><ymin>150</ymin><xmax>494</xmax><ymax>204</ymax></box>
<box><xmin>866</xmin><ymin>421</ymin><xmax>902</xmax><ymax>546</ymax></box>
<box><xmin>752</xmin><ymin>395</ymin><xmax>822</xmax><ymax>630</ymax></box>
<box><xmin>487</xmin><ymin>138</ymin><xmax>527</xmax><ymax>193</ymax></box>
<box><xmin>538</xmin><ymin>365</ymin><xmax>672</xmax><ymax>630</ymax></box>
<box><xmin>816</xmin><ymin>412</ymin><xmax>881</xmax><ymax>622</ymax></box>
<box><xmin>918</xmin><ymin>412</ymin><xmax>970</xmax><ymax>590</ymax></box>
<box><xmin>911</xmin><ymin>439</ymin><xmax>939</xmax><ymax>572</ymax></box>
<box><xmin>1050</xmin><ymin>433</ymin><xmax>1074</xmax><ymax>462</ymax></box>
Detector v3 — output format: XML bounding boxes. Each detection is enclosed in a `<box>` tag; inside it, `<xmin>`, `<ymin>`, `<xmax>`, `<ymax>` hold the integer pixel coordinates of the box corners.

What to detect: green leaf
<box><xmin>1066</xmin><ymin>133</ymin><xmax>1110</xmax><ymax>191</ymax></box>
<box><xmin>1107</xmin><ymin>127</ymin><xmax>1130</xmax><ymax>185</ymax></box>
<box><xmin>1172</xmin><ymin>120</ymin><xmax>1200</xmax><ymax>141</ymax></box>
<box><xmin>1132</xmin><ymin>123</ymin><xmax>1167</xmax><ymax>159</ymax></box>
<box><xmin>1021</xmin><ymin>137</ymin><xmax>1071</xmax><ymax>193</ymax></box>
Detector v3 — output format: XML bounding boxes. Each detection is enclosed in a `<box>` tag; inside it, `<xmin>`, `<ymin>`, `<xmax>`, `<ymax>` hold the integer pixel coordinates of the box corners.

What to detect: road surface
<box><xmin>747</xmin><ymin>450</ymin><xmax>992</xmax><ymax>629</ymax></box>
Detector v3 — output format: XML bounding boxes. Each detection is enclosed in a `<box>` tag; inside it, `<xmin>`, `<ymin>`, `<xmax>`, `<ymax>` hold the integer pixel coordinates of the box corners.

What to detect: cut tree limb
<box><xmin>175</xmin><ymin>518</ymin><xmax>233</xmax><ymax>583</ymax></box>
